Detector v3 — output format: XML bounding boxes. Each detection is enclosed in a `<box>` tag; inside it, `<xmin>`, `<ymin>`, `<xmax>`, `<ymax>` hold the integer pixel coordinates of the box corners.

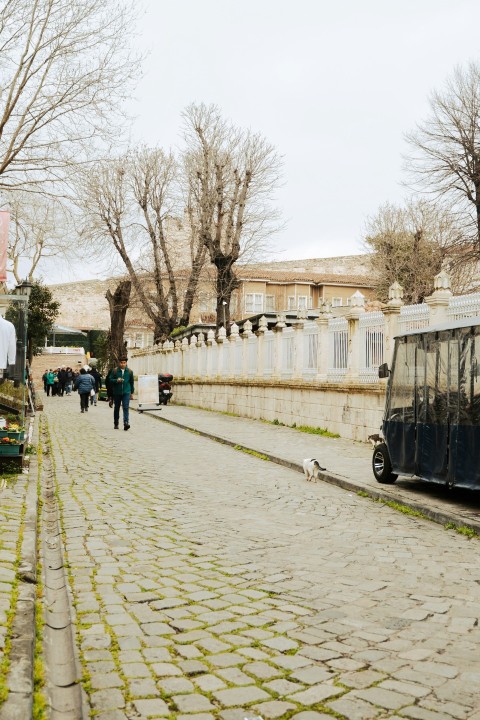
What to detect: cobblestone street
<box><xmin>3</xmin><ymin>397</ymin><xmax>480</xmax><ymax>719</ymax></box>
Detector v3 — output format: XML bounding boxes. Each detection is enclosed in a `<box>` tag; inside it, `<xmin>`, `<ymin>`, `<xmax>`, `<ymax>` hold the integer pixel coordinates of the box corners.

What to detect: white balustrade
<box><xmin>447</xmin><ymin>293</ymin><xmax>480</xmax><ymax>321</ymax></box>
<box><xmin>129</xmin><ymin>273</ymin><xmax>480</xmax><ymax>387</ymax></box>
<box><xmin>359</xmin><ymin>311</ymin><xmax>385</xmax><ymax>383</ymax></box>
<box><xmin>327</xmin><ymin>318</ymin><xmax>348</xmax><ymax>382</ymax></box>
<box><xmin>398</xmin><ymin>303</ymin><xmax>430</xmax><ymax>332</ymax></box>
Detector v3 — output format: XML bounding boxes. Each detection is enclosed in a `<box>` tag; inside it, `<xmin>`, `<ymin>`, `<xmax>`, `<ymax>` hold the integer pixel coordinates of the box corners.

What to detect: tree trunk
<box><xmin>215</xmin><ymin>258</ymin><xmax>240</xmax><ymax>333</ymax></box>
<box><xmin>106</xmin><ymin>280</ymin><xmax>131</xmax><ymax>363</ymax></box>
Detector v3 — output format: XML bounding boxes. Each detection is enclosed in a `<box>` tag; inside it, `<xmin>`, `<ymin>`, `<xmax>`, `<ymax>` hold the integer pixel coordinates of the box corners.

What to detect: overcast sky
<box><xmin>44</xmin><ymin>0</ymin><xmax>480</xmax><ymax>283</ymax></box>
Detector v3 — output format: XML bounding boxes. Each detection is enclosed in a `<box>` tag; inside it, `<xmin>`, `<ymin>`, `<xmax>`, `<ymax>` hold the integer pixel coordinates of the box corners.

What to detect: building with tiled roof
<box><xmin>48</xmin><ymin>254</ymin><xmax>377</xmax><ymax>348</ymax></box>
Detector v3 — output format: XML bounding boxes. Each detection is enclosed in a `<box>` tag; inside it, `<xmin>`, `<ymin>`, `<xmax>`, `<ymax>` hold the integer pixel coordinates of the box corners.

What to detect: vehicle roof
<box><xmin>395</xmin><ymin>315</ymin><xmax>480</xmax><ymax>339</ymax></box>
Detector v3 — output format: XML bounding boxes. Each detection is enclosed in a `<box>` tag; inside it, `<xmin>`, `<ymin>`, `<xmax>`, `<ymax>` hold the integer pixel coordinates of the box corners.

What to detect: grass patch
<box><xmin>233</xmin><ymin>445</ymin><xmax>270</xmax><ymax>462</ymax></box>
<box><xmin>267</xmin><ymin>418</ymin><xmax>339</xmax><ymax>437</ymax></box>
<box><xmin>445</xmin><ymin>522</ymin><xmax>477</xmax><ymax>538</ymax></box>
<box><xmin>356</xmin><ymin>491</ymin><xmax>428</xmax><ymax>520</ymax></box>
<box><xmin>294</xmin><ymin>424</ymin><xmax>340</xmax><ymax>438</ymax></box>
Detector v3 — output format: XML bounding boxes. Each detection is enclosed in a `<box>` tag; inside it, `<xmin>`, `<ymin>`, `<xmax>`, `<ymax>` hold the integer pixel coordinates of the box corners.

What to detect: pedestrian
<box><xmin>42</xmin><ymin>369</ymin><xmax>49</xmax><ymax>393</ymax></box>
<box><xmin>107</xmin><ymin>357</ymin><xmax>134</xmax><ymax>430</ymax></box>
<box><xmin>89</xmin><ymin>365</ymin><xmax>101</xmax><ymax>406</ymax></box>
<box><xmin>51</xmin><ymin>369</ymin><xmax>60</xmax><ymax>396</ymax></box>
<box><xmin>45</xmin><ymin>369</ymin><xmax>55</xmax><ymax>396</ymax></box>
<box><xmin>74</xmin><ymin>367</ymin><xmax>95</xmax><ymax>413</ymax></box>
<box><xmin>58</xmin><ymin>366</ymin><xmax>67</xmax><ymax>396</ymax></box>
<box><xmin>65</xmin><ymin>367</ymin><xmax>74</xmax><ymax>395</ymax></box>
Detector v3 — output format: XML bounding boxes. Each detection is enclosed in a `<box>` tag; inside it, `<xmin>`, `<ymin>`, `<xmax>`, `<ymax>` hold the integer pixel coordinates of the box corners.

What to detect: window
<box><xmin>288</xmin><ymin>296</ymin><xmax>296</xmax><ymax>310</ymax></box>
<box><xmin>265</xmin><ymin>295</ymin><xmax>275</xmax><ymax>311</ymax></box>
<box><xmin>298</xmin><ymin>296</ymin><xmax>307</xmax><ymax>310</ymax></box>
<box><xmin>332</xmin><ymin>297</ymin><xmax>343</xmax><ymax>307</ymax></box>
<box><xmin>245</xmin><ymin>293</ymin><xmax>264</xmax><ymax>313</ymax></box>
<box><xmin>346</xmin><ymin>297</ymin><xmax>352</xmax><ymax>306</ymax></box>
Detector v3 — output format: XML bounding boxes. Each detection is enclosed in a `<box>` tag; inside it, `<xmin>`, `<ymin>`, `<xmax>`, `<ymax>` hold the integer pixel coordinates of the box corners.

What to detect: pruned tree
<box><xmin>106</xmin><ymin>279</ymin><xmax>131</xmax><ymax>364</ymax></box>
<box><xmin>80</xmin><ymin>146</ymin><xmax>207</xmax><ymax>342</ymax></box>
<box><xmin>406</xmin><ymin>62</ymin><xmax>480</xmax><ymax>252</ymax></box>
<box><xmin>182</xmin><ymin>103</ymin><xmax>282</xmax><ymax>331</ymax></box>
<box><xmin>364</xmin><ymin>199</ymin><xmax>474</xmax><ymax>304</ymax></box>
<box><xmin>0</xmin><ymin>0</ymin><xmax>138</xmax><ymax>189</ymax></box>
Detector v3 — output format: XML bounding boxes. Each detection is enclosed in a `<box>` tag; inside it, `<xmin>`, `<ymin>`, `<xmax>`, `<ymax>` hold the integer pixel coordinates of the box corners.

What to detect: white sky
<box><xmin>42</xmin><ymin>0</ymin><xmax>480</xmax><ymax>284</ymax></box>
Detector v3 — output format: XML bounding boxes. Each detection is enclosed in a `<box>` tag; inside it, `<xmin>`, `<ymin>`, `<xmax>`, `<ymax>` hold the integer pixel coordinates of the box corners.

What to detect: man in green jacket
<box><xmin>108</xmin><ymin>357</ymin><xmax>134</xmax><ymax>430</ymax></box>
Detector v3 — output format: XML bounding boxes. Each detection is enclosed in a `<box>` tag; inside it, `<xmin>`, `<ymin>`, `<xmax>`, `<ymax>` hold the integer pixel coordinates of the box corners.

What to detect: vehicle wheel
<box><xmin>372</xmin><ymin>443</ymin><xmax>398</xmax><ymax>484</ymax></box>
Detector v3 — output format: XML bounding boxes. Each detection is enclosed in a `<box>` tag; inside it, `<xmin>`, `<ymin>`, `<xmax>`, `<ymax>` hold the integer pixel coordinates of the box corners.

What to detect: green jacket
<box><xmin>108</xmin><ymin>366</ymin><xmax>134</xmax><ymax>397</ymax></box>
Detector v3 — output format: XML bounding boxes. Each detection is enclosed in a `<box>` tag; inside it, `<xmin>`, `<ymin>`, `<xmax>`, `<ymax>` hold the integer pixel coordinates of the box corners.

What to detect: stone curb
<box><xmin>136</xmin><ymin>408</ymin><xmax>480</xmax><ymax>536</ymax></box>
<box><xmin>0</xmin><ymin>416</ymin><xmax>38</xmax><ymax>720</ymax></box>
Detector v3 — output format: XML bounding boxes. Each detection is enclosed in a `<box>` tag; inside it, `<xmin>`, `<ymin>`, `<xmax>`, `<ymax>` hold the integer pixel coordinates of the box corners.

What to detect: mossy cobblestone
<box><xmin>13</xmin><ymin>396</ymin><xmax>480</xmax><ymax>719</ymax></box>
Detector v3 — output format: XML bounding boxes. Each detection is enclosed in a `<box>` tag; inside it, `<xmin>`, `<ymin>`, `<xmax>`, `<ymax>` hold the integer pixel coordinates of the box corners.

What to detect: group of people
<box><xmin>42</xmin><ymin>366</ymin><xmax>79</xmax><ymax>397</ymax></box>
<box><xmin>42</xmin><ymin>358</ymin><xmax>134</xmax><ymax>431</ymax></box>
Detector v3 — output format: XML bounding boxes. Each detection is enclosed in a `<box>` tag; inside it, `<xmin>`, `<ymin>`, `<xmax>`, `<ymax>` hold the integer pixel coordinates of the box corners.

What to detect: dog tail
<box><xmin>313</xmin><ymin>460</ymin><xmax>326</xmax><ymax>471</ymax></box>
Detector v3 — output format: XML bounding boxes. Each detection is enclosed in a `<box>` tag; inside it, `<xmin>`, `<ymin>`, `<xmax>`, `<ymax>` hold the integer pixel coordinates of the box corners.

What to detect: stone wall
<box><xmin>171</xmin><ymin>379</ymin><xmax>385</xmax><ymax>442</ymax></box>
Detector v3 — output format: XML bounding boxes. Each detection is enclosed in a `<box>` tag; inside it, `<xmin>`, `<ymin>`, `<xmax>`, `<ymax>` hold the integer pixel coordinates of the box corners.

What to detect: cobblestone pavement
<box><xmin>32</xmin><ymin>399</ymin><xmax>480</xmax><ymax>717</ymax></box>
<box><xmin>139</xmin><ymin>404</ymin><xmax>480</xmax><ymax>530</ymax></box>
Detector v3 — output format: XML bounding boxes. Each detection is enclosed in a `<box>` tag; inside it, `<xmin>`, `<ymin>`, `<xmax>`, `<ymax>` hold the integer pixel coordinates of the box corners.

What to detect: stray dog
<box><xmin>368</xmin><ymin>433</ymin><xmax>383</xmax><ymax>446</ymax></box>
<box><xmin>303</xmin><ymin>458</ymin><xmax>326</xmax><ymax>481</ymax></box>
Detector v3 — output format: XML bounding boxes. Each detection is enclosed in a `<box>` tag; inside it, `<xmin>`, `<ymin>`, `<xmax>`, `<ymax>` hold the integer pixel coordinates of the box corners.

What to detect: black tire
<box><xmin>372</xmin><ymin>443</ymin><xmax>398</xmax><ymax>484</ymax></box>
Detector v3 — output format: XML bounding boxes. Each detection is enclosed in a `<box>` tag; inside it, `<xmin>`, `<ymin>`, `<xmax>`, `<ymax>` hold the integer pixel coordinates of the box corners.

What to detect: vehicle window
<box><xmin>387</xmin><ymin>338</ymin><xmax>416</xmax><ymax>422</ymax></box>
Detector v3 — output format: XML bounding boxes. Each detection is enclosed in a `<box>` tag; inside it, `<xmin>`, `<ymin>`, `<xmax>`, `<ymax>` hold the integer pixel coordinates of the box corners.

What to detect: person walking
<box><xmin>45</xmin><ymin>369</ymin><xmax>55</xmax><ymax>396</ymax></box>
<box><xmin>108</xmin><ymin>357</ymin><xmax>134</xmax><ymax>430</ymax></box>
<box><xmin>58</xmin><ymin>366</ymin><xmax>67</xmax><ymax>396</ymax></box>
<box><xmin>42</xmin><ymin>369</ymin><xmax>49</xmax><ymax>393</ymax></box>
<box><xmin>74</xmin><ymin>368</ymin><xmax>95</xmax><ymax>413</ymax></box>
<box><xmin>89</xmin><ymin>365</ymin><xmax>101</xmax><ymax>406</ymax></box>
<box><xmin>65</xmin><ymin>367</ymin><xmax>74</xmax><ymax>395</ymax></box>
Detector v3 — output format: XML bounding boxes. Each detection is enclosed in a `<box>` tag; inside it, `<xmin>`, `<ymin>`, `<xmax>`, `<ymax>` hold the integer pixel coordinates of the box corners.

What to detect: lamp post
<box><xmin>15</xmin><ymin>279</ymin><xmax>33</xmax><ymax>302</ymax></box>
<box><xmin>222</xmin><ymin>300</ymin><xmax>227</xmax><ymax>328</ymax></box>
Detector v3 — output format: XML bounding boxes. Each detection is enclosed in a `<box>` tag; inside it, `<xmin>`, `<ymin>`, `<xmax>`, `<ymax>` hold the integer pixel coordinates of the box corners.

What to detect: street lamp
<box><xmin>222</xmin><ymin>300</ymin><xmax>227</xmax><ymax>328</ymax></box>
<box><xmin>15</xmin><ymin>279</ymin><xmax>33</xmax><ymax>302</ymax></box>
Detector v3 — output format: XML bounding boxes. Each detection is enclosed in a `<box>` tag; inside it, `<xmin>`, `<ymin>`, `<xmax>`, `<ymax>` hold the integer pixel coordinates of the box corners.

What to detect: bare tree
<box><xmin>364</xmin><ymin>199</ymin><xmax>474</xmax><ymax>304</ymax></box>
<box><xmin>406</xmin><ymin>62</ymin><xmax>480</xmax><ymax>251</ymax></box>
<box><xmin>106</xmin><ymin>279</ymin><xmax>131</xmax><ymax>363</ymax></box>
<box><xmin>80</xmin><ymin>147</ymin><xmax>207</xmax><ymax>342</ymax></box>
<box><xmin>3</xmin><ymin>190</ymin><xmax>73</xmax><ymax>282</ymax></box>
<box><xmin>0</xmin><ymin>0</ymin><xmax>138</xmax><ymax>189</ymax></box>
<box><xmin>182</xmin><ymin>103</ymin><xmax>282</xmax><ymax>331</ymax></box>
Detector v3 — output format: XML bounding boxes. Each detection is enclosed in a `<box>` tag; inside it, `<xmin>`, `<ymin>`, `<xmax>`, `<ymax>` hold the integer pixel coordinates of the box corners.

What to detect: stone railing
<box><xmin>129</xmin><ymin>271</ymin><xmax>480</xmax><ymax>386</ymax></box>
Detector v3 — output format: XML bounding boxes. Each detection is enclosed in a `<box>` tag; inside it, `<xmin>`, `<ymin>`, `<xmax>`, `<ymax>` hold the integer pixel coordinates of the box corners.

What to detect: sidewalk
<box><xmin>133</xmin><ymin>401</ymin><xmax>480</xmax><ymax>533</ymax></box>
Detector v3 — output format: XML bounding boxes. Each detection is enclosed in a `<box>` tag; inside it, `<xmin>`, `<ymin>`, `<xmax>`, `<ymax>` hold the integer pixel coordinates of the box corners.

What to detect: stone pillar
<box><xmin>174</xmin><ymin>340</ymin><xmax>181</xmax><ymax>378</ymax></box>
<box><xmin>229</xmin><ymin>323</ymin><xmax>240</xmax><ymax>377</ymax></box>
<box><xmin>216</xmin><ymin>326</ymin><xmax>226</xmax><ymax>377</ymax></box>
<box><xmin>292</xmin><ymin>320</ymin><xmax>305</xmax><ymax>380</ymax></box>
<box><xmin>316</xmin><ymin>301</ymin><xmax>332</xmax><ymax>382</ymax></box>
<box><xmin>181</xmin><ymin>337</ymin><xmax>189</xmax><ymax>378</ymax></box>
<box><xmin>345</xmin><ymin>291</ymin><xmax>365</xmax><ymax>382</ymax></box>
<box><xmin>425</xmin><ymin>270</ymin><xmax>452</xmax><ymax>326</ymax></box>
<box><xmin>242</xmin><ymin>320</ymin><xmax>253</xmax><ymax>377</ymax></box>
<box><xmin>273</xmin><ymin>313</ymin><xmax>286</xmax><ymax>379</ymax></box>
<box><xmin>256</xmin><ymin>315</ymin><xmax>268</xmax><ymax>378</ymax></box>
<box><xmin>382</xmin><ymin>281</ymin><xmax>404</xmax><ymax>366</ymax></box>
<box><xmin>206</xmin><ymin>329</ymin><xmax>215</xmax><ymax>377</ymax></box>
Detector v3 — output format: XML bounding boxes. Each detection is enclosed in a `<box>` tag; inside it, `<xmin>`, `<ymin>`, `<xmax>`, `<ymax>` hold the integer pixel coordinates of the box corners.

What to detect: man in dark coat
<box><xmin>107</xmin><ymin>357</ymin><xmax>134</xmax><ymax>430</ymax></box>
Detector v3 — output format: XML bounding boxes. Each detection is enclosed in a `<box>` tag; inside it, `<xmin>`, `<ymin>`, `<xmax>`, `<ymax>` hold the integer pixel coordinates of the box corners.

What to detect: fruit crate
<box><xmin>0</xmin><ymin>430</ymin><xmax>25</xmax><ymax>441</ymax></box>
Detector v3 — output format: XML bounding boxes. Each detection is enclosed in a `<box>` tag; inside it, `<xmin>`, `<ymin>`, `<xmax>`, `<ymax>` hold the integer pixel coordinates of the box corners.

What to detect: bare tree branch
<box><xmin>0</xmin><ymin>0</ymin><xmax>139</xmax><ymax>188</ymax></box>
<box><xmin>406</xmin><ymin>62</ymin><xmax>480</xmax><ymax>251</ymax></box>
<box><xmin>182</xmin><ymin>103</ymin><xmax>282</xmax><ymax>331</ymax></box>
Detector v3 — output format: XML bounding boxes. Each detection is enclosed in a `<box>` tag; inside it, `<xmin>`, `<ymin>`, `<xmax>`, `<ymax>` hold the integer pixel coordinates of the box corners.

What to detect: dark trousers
<box><xmin>46</xmin><ymin>385</ymin><xmax>52</xmax><ymax>396</ymax></box>
<box><xmin>113</xmin><ymin>394</ymin><xmax>130</xmax><ymax>426</ymax></box>
<box><xmin>80</xmin><ymin>393</ymin><xmax>89</xmax><ymax>411</ymax></box>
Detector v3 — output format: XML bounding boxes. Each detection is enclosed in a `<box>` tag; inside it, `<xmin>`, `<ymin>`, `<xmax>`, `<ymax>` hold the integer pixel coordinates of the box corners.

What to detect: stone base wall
<box><xmin>172</xmin><ymin>379</ymin><xmax>386</xmax><ymax>442</ymax></box>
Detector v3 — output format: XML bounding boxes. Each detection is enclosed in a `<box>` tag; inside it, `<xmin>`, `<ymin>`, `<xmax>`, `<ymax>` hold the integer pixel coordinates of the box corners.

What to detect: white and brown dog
<box><xmin>303</xmin><ymin>458</ymin><xmax>326</xmax><ymax>481</ymax></box>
